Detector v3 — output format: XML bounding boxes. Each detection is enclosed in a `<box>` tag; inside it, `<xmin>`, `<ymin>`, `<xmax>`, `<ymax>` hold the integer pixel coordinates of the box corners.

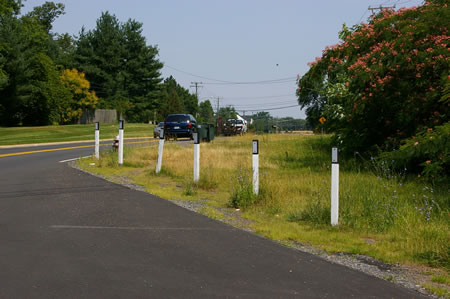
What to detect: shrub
<box><xmin>379</xmin><ymin>122</ymin><xmax>449</xmax><ymax>182</ymax></box>
<box><xmin>297</xmin><ymin>1</ymin><xmax>449</xmax><ymax>154</ymax></box>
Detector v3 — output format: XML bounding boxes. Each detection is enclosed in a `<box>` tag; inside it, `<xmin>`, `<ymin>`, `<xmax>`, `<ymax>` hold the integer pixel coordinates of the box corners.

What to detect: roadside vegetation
<box><xmin>297</xmin><ymin>0</ymin><xmax>449</xmax><ymax>183</ymax></box>
<box><xmin>0</xmin><ymin>123</ymin><xmax>154</xmax><ymax>146</ymax></box>
<box><xmin>79</xmin><ymin>134</ymin><xmax>449</xmax><ymax>277</ymax></box>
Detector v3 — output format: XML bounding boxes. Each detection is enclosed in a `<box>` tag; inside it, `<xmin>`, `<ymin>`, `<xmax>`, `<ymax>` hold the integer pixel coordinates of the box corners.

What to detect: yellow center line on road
<box><xmin>0</xmin><ymin>139</ymin><xmax>160</xmax><ymax>158</ymax></box>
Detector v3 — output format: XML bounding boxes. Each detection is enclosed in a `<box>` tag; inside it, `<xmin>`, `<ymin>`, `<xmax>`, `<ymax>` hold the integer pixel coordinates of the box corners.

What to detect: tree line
<box><xmin>0</xmin><ymin>0</ymin><xmax>216</xmax><ymax>126</ymax></box>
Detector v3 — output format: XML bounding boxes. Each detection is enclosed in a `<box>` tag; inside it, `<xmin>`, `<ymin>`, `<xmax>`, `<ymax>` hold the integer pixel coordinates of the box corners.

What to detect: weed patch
<box><xmin>228</xmin><ymin>167</ymin><xmax>258</xmax><ymax>209</ymax></box>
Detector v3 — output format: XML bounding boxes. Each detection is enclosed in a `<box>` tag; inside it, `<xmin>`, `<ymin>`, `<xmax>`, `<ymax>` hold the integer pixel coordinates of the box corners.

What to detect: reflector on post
<box><xmin>252</xmin><ymin>140</ymin><xmax>259</xmax><ymax>155</ymax></box>
<box><xmin>332</xmin><ymin>147</ymin><xmax>338</xmax><ymax>164</ymax></box>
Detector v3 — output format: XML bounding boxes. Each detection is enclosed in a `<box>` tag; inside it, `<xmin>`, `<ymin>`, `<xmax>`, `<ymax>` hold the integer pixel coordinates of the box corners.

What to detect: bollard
<box><xmin>193</xmin><ymin>132</ymin><xmax>200</xmax><ymax>183</ymax></box>
<box><xmin>156</xmin><ymin>129</ymin><xmax>164</xmax><ymax>173</ymax></box>
<box><xmin>331</xmin><ymin>147</ymin><xmax>339</xmax><ymax>226</ymax></box>
<box><xmin>252</xmin><ymin>140</ymin><xmax>259</xmax><ymax>195</ymax></box>
<box><xmin>118</xmin><ymin>120</ymin><xmax>124</xmax><ymax>165</ymax></box>
<box><xmin>94</xmin><ymin>122</ymin><xmax>100</xmax><ymax>159</ymax></box>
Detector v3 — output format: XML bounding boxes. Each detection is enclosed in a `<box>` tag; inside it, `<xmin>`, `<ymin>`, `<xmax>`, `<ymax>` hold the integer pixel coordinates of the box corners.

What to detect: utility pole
<box><xmin>190</xmin><ymin>81</ymin><xmax>203</xmax><ymax>99</ymax></box>
<box><xmin>368</xmin><ymin>5</ymin><xmax>395</xmax><ymax>15</ymax></box>
<box><xmin>215</xmin><ymin>97</ymin><xmax>222</xmax><ymax>114</ymax></box>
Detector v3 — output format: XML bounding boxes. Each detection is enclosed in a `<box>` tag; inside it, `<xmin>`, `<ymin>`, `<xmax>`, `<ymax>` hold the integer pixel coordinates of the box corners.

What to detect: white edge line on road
<box><xmin>59</xmin><ymin>155</ymin><xmax>92</xmax><ymax>163</ymax></box>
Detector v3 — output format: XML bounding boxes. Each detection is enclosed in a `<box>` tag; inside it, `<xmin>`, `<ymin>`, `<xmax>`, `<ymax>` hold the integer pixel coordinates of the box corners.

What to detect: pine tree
<box><xmin>74</xmin><ymin>12</ymin><xmax>163</xmax><ymax>122</ymax></box>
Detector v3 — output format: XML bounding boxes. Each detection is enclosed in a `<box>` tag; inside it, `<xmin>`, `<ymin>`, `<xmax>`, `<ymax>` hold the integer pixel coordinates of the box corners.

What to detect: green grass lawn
<box><xmin>0</xmin><ymin>123</ymin><xmax>155</xmax><ymax>146</ymax></box>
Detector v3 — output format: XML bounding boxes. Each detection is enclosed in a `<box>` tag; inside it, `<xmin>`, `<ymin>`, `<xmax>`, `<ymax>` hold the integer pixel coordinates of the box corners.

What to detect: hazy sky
<box><xmin>23</xmin><ymin>0</ymin><xmax>423</xmax><ymax>118</ymax></box>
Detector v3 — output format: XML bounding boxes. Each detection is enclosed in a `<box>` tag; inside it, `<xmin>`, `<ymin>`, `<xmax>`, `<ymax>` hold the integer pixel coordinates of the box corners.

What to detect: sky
<box><xmin>23</xmin><ymin>0</ymin><xmax>424</xmax><ymax>119</ymax></box>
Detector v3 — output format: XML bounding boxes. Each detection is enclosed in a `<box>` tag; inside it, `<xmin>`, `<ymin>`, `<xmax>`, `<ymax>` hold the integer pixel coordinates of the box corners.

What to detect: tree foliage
<box><xmin>0</xmin><ymin>1</ymin><xmax>72</xmax><ymax>125</ymax></box>
<box><xmin>297</xmin><ymin>1</ymin><xmax>449</xmax><ymax>156</ymax></box>
<box><xmin>25</xmin><ymin>1</ymin><xmax>64</xmax><ymax>33</ymax></box>
<box><xmin>73</xmin><ymin>12</ymin><xmax>163</xmax><ymax>122</ymax></box>
<box><xmin>60</xmin><ymin>68</ymin><xmax>98</xmax><ymax>123</ymax></box>
<box><xmin>158</xmin><ymin>76</ymin><xmax>198</xmax><ymax>120</ymax></box>
<box><xmin>217</xmin><ymin>106</ymin><xmax>237</xmax><ymax>121</ymax></box>
<box><xmin>0</xmin><ymin>3</ymin><xmax>198</xmax><ymax>126</ymax></box>
<box><xmin>198</xmin><ymin>100</ymin><xmax>215</xmax><ymax>123</ymax></box>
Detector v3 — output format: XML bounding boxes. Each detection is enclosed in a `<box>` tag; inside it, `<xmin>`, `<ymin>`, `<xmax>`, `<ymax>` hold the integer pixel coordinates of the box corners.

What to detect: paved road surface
<box><xmin>0</xmin><ymin>141</ymin><xmax>427</xmax><ymax>298</ymax></box>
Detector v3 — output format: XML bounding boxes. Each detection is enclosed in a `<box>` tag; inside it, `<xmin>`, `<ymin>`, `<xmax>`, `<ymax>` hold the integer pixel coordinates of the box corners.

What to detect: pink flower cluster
<box><xmin>307</xmin><ymin>56</ymin><xmax>322</xmax><ymax>67</ymax></box>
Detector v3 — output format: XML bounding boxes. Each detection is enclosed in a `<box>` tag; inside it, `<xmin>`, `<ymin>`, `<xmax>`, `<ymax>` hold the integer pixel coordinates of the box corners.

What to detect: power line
<box><xmin>201</xmin><ymin>78</ymin><xmax>296</xmax><ymax>85</ymax></box>
<box><xmin>235</xmin><ymin>104</ymin><xmax>300</xmax><ymax>112</ymax></box>
<box><xmin>164</xmin><ymin>64</ymin><xmax>297</xmax><ymax>85</ymax></box>
<box><xmin>231</xmin><ymin>100</ymin><xmax>299</xmax><ymax>108</ymax></box>
<box><xmin>358</xmin><ymin>9</ymin><xmax>369</xmax><ymax>23</ymax></box>
<box><xmin>221</xmin><ymin>93</ymin><xmax>294</xmax><ymax>100</ymax></box>
<box><xmin>165</xmin><ymin>65</ymin><xmax>231</xmax><ymax>83</ymax></box>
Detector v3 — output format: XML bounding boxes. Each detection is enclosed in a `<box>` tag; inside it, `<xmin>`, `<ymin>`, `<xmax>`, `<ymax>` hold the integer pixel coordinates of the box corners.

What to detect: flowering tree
<box><xmin>60</xmin><ymin>68</ymin><xmax>98</xmax><ymax>123</ymax></box>
<box><xmin>297</xmin><ymin>0</ymin><xmax>449</xmax><ymax>155</ymax></box>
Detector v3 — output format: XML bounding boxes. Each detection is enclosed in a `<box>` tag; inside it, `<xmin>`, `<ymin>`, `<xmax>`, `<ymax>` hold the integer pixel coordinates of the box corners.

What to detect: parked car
<box><xmin>235</xmin><ymin>119</ymin><xmax>246</xmax><ymax>134</ymax></box>
<box><xmin>153</xmin><ymin>122</ymin><xmax>164</xmax><ymax>138</ymax></box>
<box><xmin>164</xmin><ymin>114</ymin><xmax>196</xmax><ymax>139</ymax></box>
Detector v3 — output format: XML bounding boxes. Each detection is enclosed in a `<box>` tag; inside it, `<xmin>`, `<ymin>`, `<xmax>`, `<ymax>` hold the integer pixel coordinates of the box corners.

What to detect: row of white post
<box><xmin>94</xmin><ymin>120</ymin><xmax>124</xmax><ymax>164</ymax></box>
<box><xmin>95</xmin><ymin>123</ymin><xmax>340</xmax><ymax>226</ymax></box>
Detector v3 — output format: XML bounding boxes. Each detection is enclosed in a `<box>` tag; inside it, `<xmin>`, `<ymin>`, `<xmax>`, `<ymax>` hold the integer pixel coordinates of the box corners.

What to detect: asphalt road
<box><xmin>0</xmin><ymin>140</ymin><xmax>427</xmax><ymax>298</ymax></box>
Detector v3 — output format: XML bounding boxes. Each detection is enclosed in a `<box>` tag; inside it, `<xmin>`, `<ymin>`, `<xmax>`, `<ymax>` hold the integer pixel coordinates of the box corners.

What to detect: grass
<box><xmin>78</xmin><ymin>134</ymin><xmax>450</xmax><ymax>273</ymax></box>
<box><xmin>432</xmin><ymin>274</ymin><xmax>450</xmax><ymax>285</ymax></box>
<box><xmin>0</xmin><ymin>123</ymin><xmax>155</xmax><ymax>146</ymax></box>
<box><xmin>422</xmin><ymin>284</ymin><xmax>449</xmax><ymax>298</ymax></box>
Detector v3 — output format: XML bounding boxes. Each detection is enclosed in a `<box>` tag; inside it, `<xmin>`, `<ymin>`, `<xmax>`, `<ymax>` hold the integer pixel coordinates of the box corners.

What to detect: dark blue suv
<box><xmin>164</xmin><ymin>114</ymin><xmax>196</xmax><ymax>139</ymax></box>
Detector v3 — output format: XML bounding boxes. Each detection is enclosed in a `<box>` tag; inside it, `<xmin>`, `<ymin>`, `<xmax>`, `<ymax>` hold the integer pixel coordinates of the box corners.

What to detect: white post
<box><xmin>252</xmin><ymin>140</ymin><xmax>259</xmax><ymax>195</ymax></box>
<box><xmin>331</xmin><ymin>147</ymin><xmax>339</xmax><ymax>226</ymax></box>
<box><xmin>118</xmin><ymin>120</ymin><xmax>124</xmax><ymax>165</ymax></box>
<box><xmin>193</xmin><ymin>132</ymin><xmax>200</xmax><ymax>183</ymax></box>
<box><xmin>94</xmin><ymin>122</ymin><xmax>100</xmax><ymax>159</ymax></box>
<box><xmin>156</xmin><ymin>129</ymin><xmax>164</xmax><ymax>173</ymax></box>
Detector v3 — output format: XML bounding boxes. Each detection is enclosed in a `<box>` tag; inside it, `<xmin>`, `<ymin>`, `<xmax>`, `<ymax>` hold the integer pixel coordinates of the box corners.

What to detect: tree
<box><xmin>0</xmin><ymin>0</ymin><xmax>22</xmax><ymax>16</ymax></box>
<box><xmin>252</xmin><ymin>111</ymin><xmax>273</xmax><ymax>132</ymax></box>
<box><xmin>74</xmin><ymin>12</ymin><xmax>163</xmax><ymax>122</ymax></box>
<box><xmin>297</xmin><ymin>1</ymin><xmax>449</xmax><ymax>154</ymax></box>
<box><xmin>25</xmin><ymin>1</ymin><xmax>65</xmax><ymax>33</ymax></box>
<box><xmin>60</xmin><ymin>68</ymin><xmax>98</xmax><ymax>123</ymax></box>
<box><xmin>121</xmin><ymin>19</ymin><xmax>163</xmax><ymax>122</ymax></box>
<box><xmin>158</xmin><ymin>76</ymin><xmax>198</xmax><ymax>120</ymax></box>
<box><xmin>198</xmin><ymin>100</ymin><xmax>215</xmax><ymax>123</ymax></box>
<box><xmin>49</xmin><ymin>33</ymin><xmax>76</xmax><ymax>69</ymax></box>
<box><xmin>0</xmin><ymin>1</ymin><xmax>70</xmax><ymax>125</ymax></box>
<box><xmin>217</xmin><ymin>106</ymin><xmax>237</xmax><ymax>121</ymax></box>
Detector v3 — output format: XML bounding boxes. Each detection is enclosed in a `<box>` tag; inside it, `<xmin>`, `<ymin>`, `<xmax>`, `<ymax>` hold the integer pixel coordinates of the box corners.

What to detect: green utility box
<box><xmin>206</xmin><ymin>124</ymin><xmax>215</xmax><ymax>142</ymax></box>
<box><xmin>196</xmin><ymin>124</ymin><xmax>208</xmax><ymax>141</ymax></box>
<box><xmin>196</xmin><ymin>123</ymin><xmax>215</xmax><ymax>142</ymax></box>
